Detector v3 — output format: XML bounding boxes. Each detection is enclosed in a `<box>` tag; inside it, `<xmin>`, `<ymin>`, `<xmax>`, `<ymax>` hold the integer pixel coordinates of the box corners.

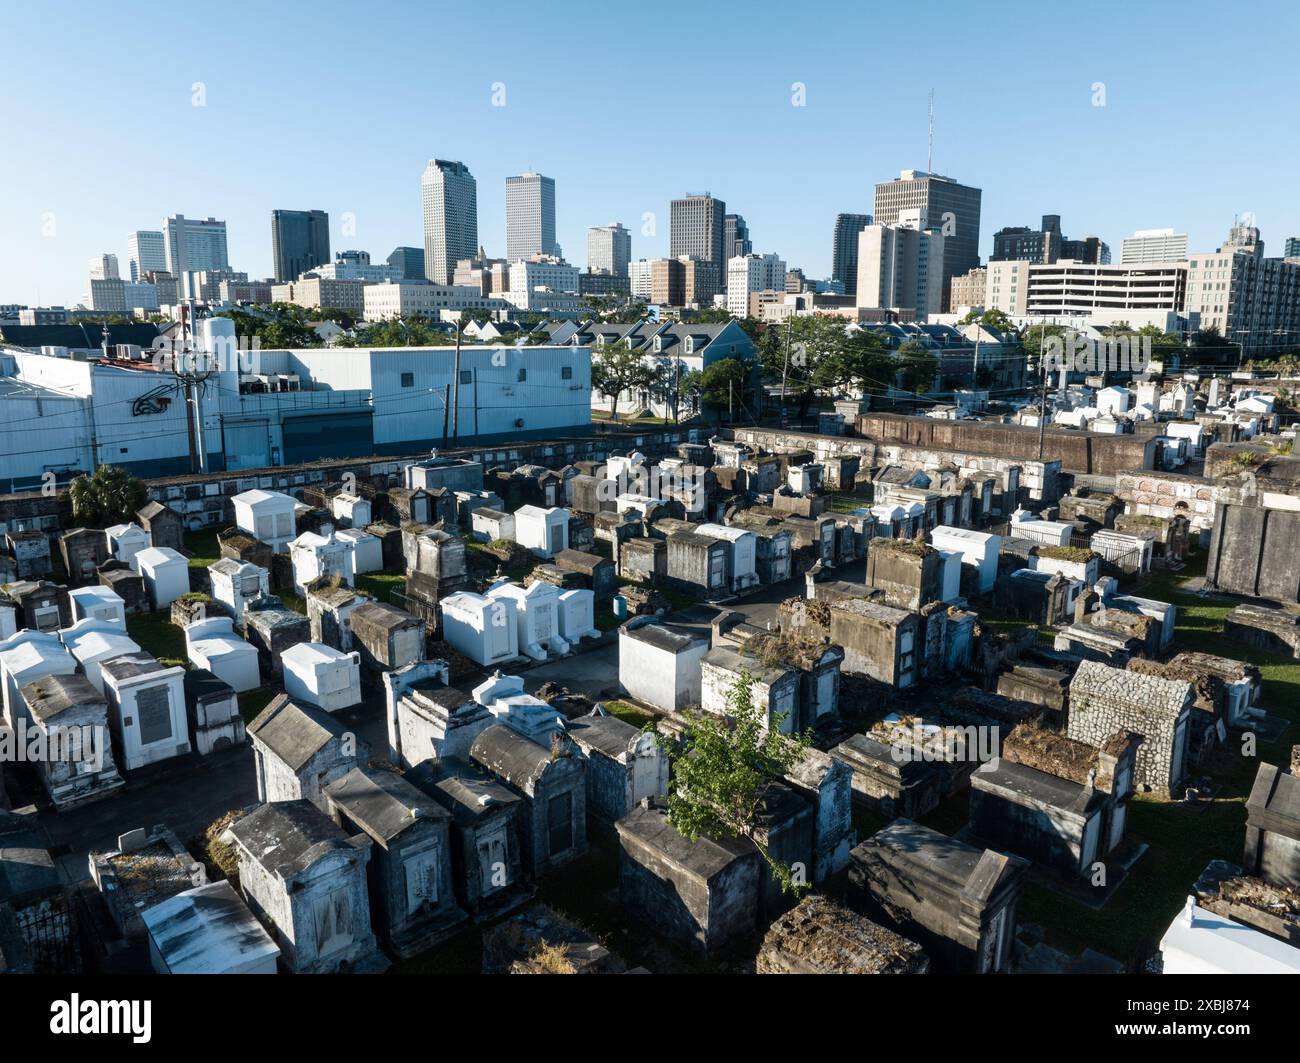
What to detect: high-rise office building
<box><xmin>671</xmin><ymin>194</ymin><xmax>727</xmax><ymax>273</ymax></box>
<box><xmin>422</xmin><ymin>159</ymin><xmax>478</xmax><ymax>285</ymax></box>
<box><xmin>271</xmin><ymin>209</ymin><xmax>331</xmax><ymax>282</ymax></box>
<box><xmin>163</xmin><ymin>215</ymin><xmax>229</xmax><ymax>278</ymax></box>
<box><xmin>855</xmin><ymin>211</ymin><xmax>945</xmax><ymax>320</ymax></box>
<box><xmin>587</xmin><ymin>222</ymin><xmax>631</xmax><ymax>276</ymax></box>
<box><xmin>387</xmin><ymin>246</ymin><xmax>425</xmax><ymax>280</ymax></box>
<box><xmin>126</xmin><ymin>230</ymin><xmax>166</xmax><ymax>281</ymax></box>
<box><xmin>724</xmin><ymin>214</ymin><xmax>752</xmax><ymax>262</ymax></box>
<box><xmin>874</xmin><ymin>170</ymin><xmax>980</xmax><ymax>310</ymax></box>
<box><xmin>1119</xmin><ymin>228</ymin><xmax>1189</xmax><ymax>264</ymax></box>
<box><xmin>832</xmin><ymin>213</ymin><xmax>872</xmax><ymax>297</ymax></box>
<box><xmin>505</xmin><ymin>172</ymin><xmax>559</xmax><ymax>262</ymax></box>
<box><xmin>88</xmin><ymin>253</ymin><xmax>119</xmax><ymax>281</ymax></box>
<box><xmin>1286</xmin><ymin>236</ymin><xmax>1300</xmax><ymax>260</ymax></box>
<box><xmin>726</xmin><ymin>253</ymin><xmax>786</xmax><ymax>317</ymax></box>
<box><xmin>628</xmin><ymin>259</ymin><xmax>654</xmax><ymax>301</ymax></box>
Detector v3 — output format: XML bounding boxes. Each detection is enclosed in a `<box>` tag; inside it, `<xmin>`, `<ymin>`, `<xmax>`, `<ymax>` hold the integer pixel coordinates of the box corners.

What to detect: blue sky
<box><xmin>2</xmin><ymin>0</ymin><xmax>1297</xmax><ymax>306</ymax></box>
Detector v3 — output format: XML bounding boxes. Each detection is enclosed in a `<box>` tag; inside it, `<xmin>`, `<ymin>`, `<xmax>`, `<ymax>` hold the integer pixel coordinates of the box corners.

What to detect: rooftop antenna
<box><xmin>927</xmin><ymin>90</ymin><xmax>935</xmax><ymax>174</ymax></box>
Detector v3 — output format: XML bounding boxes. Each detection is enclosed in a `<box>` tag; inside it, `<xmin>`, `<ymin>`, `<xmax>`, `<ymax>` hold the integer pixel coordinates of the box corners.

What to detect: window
<box><xmin>400</xmin><ymin>372</ymin><xmax>414</xmax><ymax>387</ymax></box>
<box><xmin>517</xmin><ymin>368</ymin><xmax>527</xmax><ymax>382</ymax></box>
<box><xmin>460</xmin><ymin>370</ymin><xmax>472</xmax><ymax>384</ymax></box>
<box><xmin>561</xmin><ymin>366</ymin><xmax>572</xmax><ymax>379</ymax></box>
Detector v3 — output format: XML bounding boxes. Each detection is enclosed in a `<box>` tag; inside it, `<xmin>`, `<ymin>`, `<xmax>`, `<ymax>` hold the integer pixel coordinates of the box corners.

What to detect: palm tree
<box><xmin>68</xmin><ymin>465</ymin><xmax>148</xmax><ymax>528</ymax></box>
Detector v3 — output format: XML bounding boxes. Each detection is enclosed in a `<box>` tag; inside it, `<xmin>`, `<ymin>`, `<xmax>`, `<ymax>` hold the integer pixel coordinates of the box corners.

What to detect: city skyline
<box><xmin>2</xmin><ymin>0</ymin><xmax>1298</xmax><ymax>306</ymax></box>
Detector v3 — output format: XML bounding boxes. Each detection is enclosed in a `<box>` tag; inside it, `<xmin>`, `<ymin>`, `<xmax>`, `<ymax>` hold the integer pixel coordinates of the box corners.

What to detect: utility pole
<box><xmin>173</xmin><ymin>302</ymin><xmax>214</xmax><ymax>474</ymax></box>
<box><xmin>729</xmin><ymin>378</ymin><xmax>734</xmax><ymax>423</ymax></box>
<box><xmin>1036</xmin><ymin>337</ymin><xmax>1049</xmax><ymax>461</ymax></box>
<box><xmin>451</xmin><ymin>321</ymin><xmax>462</xmax><ymax>440</ymax></box>
<box><xmin>780</xmin><ymin>317</ymin><xmax>792</xmax><ymax>421</ymax></box>
<box><xmin>441</xmin><ymin>384</ymin><xmax>451</xmax><ymax>447</ymax></box>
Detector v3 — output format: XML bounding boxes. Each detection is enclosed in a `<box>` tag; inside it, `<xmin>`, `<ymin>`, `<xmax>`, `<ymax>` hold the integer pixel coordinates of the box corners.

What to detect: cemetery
<box><xmin>2</xmin><ymin>414</ymin><xmax>1299</xmax><ymax>978</ymax></box>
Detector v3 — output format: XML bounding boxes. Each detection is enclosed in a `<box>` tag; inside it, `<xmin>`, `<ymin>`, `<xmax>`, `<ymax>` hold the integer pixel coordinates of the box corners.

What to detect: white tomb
<box><xmin>557</xmin><ymin>588</ymin><xmax>600</xmax><ymax>645</ymax></box>
<box><xmin>606</xmin><ymin>452</ymin><xmax>646</xmax><ymax>486</ymax></box>
<box><xmin>101</xmin><ymin>653</ymin><xmax>191</xmax><ymax>770</ymax></box>
<box><xmin>282</xmin><ymin>642</ymin><xmax>363</xmax><ymax>713</ymax></box>
<box><xmin>208</xmin><ymin>558</ymin><xmax>270</xmax><ymax>627</ymax></box>
<box><xmin>937</xmin><ymin>550</ymin><xmax>963</xmax><ymax>604</ymax></box>
<box><xmin>330</xmin><ymin>493</ymin><xmax>372</xmax><ymax>529</ymax></box>
<box><xmin>231</xmin><ymin>489</ymin><xmax>299</xmax><ymax>554</ymax></box>
<box><xmin>0</xmin><ymin>604</ymin><xmax>15</xmax><ymax>641</ymax></box>
<box><xmin>869</xmin><ymin>504</ymin><xmax>905</xmax><ymax>538</ymax></box>
<box><xmin>1159</xmin><ymin>895</ymin><xmax>1300</xmax><ymax>974</ymax></box>
<box><xmin>1091</xmin><ymin>529</ymin><xmax>1154</xmax><ymax>576</ymax></box>
<box><xmin>1009</xmin><ymin>509</ymin><xmax>1073</xmax><ymax>547</ymax></box>
<box><xmin>336</xmin><ymin>528</ymin><xmax>382</xmax><ymax>575</ymax></box>
<box><xmin>788</xmin><ymin>463</ymin><xmax>824</xmax><ymax>494</ymax></box>
<box><xmin>105</xmin><ymin>522</ymin><xmax>151</xmax><ymax>572</ymax></box>
<box><xmin>471</xmin><ymin>507</ymin><xmax>516</xmax><ymax>543</ymax></box>
<box><xmin>615</xmin><ymin>494</ymin><xmax>661</xmax><ymax>519</ymax></box>
<box><xmin>136</xmin><ymin>547</ymin><xmax>190</xmax><ymax>610</ymax></box>
<box><xmin>439</xmin><ymin>591</ymin><xmax>518</xmax><ymax>667</ymax></box>
<box><xmin>0</xmin><ymin>631</ymin><xmax>77</xmax><ymax>728</ymax></box>
<box><xmin>184</xmin><ymin>616</ymin><xmax>262</xmax><ymax>693</ymax></box>
<box><xmin>514</xmin><ymin>505</ymin><xmax>569</xmax><ymax>559</ymax></box>
<box><xmin>288</xmin><ymin>531</ymin><xmax>356</xmax><ymax>594</ymax></box>
<box><xmin>60</xmin><ymin>619</ymin><xmax>141</xmax><ymax>693</ymax></box>
<box><xmin>486</xmin><ymin>580</ymin><xmax>569</xmax><ymax>661</ymax></box>
<box><xmin>697</xmin><ymin>523</ymin><xmax>759</xmax><ymax>592</ymax></box>
<box><xmin>618</xmin><ymin>620</ymin><xmax>710</xmax><ymax>714</ymax></box>
<box><xmin>472</xmin><ymin>671</ymin><xmax>565</xmax><ymax>742</ymax></box>
<box><xmin>68</xmin><ymin>585</ymin><xmax>127</xmax><ymax>630</ymax></box>
<box><xmin>930</xmin><ymin>526</ymin><xmax>1002</xmax><ymax>594</ymax></box>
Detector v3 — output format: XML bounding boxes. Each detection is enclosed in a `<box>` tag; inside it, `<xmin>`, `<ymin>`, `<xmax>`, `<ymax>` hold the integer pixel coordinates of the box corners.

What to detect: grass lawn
<box><xmin>125</xmin><ymin>609</ymin><xmax>282</xmax><ymax>724</ymax></box>
<box><xmin>600</xmin><ymin>699</ymin><xmax>655</xmax><ymax>729</ymax></box>
<box><xmin>356</xmin><ymin>570</ymin><xmax>405</xmax><ymax>605</ymax></box>
<box><xmin>825</xmin><ymin>490</ymin><xmax>874</xmax><ymax>515</ymax></box>
<box><xmin>182</xmin><ymin>528</ymin><xmax>221</xmax><ymax>570</ymax></box>
<box><xmin>967</xmin><ymin>549</ymin><xmax>1300</xmax><ymax>966</ymax></box>
<box><xmin>125</xmin><ymin>609</ymin><xmax>187</xmax><ymax>667</ymax></box>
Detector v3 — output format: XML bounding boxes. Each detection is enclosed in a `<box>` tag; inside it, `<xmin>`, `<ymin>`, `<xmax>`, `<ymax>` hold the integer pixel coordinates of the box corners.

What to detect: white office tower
<box><xmin>855</xmin><ymin>210</ymin><xmax>946</xmax><ymax>320</ymax></box>
<box><xmin>89</xmin><ymin>253</ymin><xmax>119</xmax><ymax>280</ymax></box>
<box><xmin>163</xmin><ymin>215</ymin><xmax>229</xmax><ymax>276</ymax></box>
<box><xmin>726</xmin><ymin>253</ymin><xmax>786</xmax><ymax>317</ymax></box>
<box><xmin>587</xmin><ymin>223</ymin><xmax>631</xmax><ymax>276</ymax></box>
<box><xmin>422</xmin><ymin>159</ymin><xmax>478</xmax><ymax>284</ymax></box>
<box><xmin>1119</xmin><ymin>228</ymin><xmax>1189</xmax><ymax>265</ymax></box>
<box><xmin>506</xmin><ymin>172</ymin><xmax>559</xmax><ymax>261</ymax></box>
<box><xmin>127</xmin><ymin>230</ymin><xmax>166</xmax><ymax>281</ymax></box>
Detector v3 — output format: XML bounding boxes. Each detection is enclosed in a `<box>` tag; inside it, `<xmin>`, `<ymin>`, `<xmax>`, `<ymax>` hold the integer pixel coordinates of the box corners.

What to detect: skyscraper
<box><xmin>88</xmin><ymin>253</ymin><xmax>119</xmax><ymax>280</ymax></box>
<box><xmin>163</xmin><ymin>215</ymin><xmax>229</xmax><ymax>278</ymax></box>
<box><xmin>387</xmin><ymin>246</ymin><xmax>425</xmax><ymax>280</ymax></box>
<box><xmin>505</xmin><ymin>172</ymin><xmax>559</xmax><ymax>261</ymax></box>
<box><xmin>422</xmin><ymin>159</ymin><xmax>478</xmax><ymax>285</ymax></box>
<box><xmin>831</xmin><ymin>213</ymin><xmax>872</xmax><ymax>297</ymax></box>
<box><xmin>126</xmin><ymin>230</ymin><xmax>166</xmax><ymax>281</ymax></box>
<box><xmin>587</xmin><ymin>223</ymin><xmax>631</xmax><ymax>276</ymax></box>
<box><xmin>724</xmin><ymin>214</ymin><xmax>752</xmax><ymax>262</ymax></box>
<box><xmin>1119</xmin><ymin>228</ymin><xmax>1189</xmax><ymax>264</ymax></box>
<box><xmin>671</xmin><ymin>194</ymin><xmax>726</xmax><ymax>273</ymax></box>
<box><xmin>855</xmin><ymin>212</ymin><xmax>946</xmax><ymax>321</ymax></box>
<box><xmin>271</xmin><ymin>209</ymin><xmax>331</xmax><ymax>282</ymax></box>
<box><xmin>873</xmin><ymin>170</ymin><xmax>980</xmax><ymax>310</ymax></box>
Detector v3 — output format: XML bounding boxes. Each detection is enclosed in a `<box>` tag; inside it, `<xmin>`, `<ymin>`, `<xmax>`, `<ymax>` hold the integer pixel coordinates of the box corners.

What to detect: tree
<box><xmin>960</xmin><ymin>307</ymin><xmax>1016</xmax><ymax>335</ymax></box>
<box><xmin>68</xmin><ymin>465</ymin><xmax>148</xmax><ymax>528</ymax></box>
<box><xmin>895</xmin><ymin>339</ymin><xmax>939</xmax><ymax>396</ymax></box>
<box><xmin>757</xmin><ymin>316</ymin><xmax>889</xmax><ymax>417</ymax></box>
<box><xmin>590</xmin><ymin>341</ymin><xmax>654</xmax><ymax>420</ymax></box>
<box><xmin>697</xmin><ymin>356</ymin><xmax>752</xmax><ymax>419</ymax></box>
<box><xmin>656</xmin><ymin>669</ymin><xmax>813</xmax><ymax>895</ymax></box>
